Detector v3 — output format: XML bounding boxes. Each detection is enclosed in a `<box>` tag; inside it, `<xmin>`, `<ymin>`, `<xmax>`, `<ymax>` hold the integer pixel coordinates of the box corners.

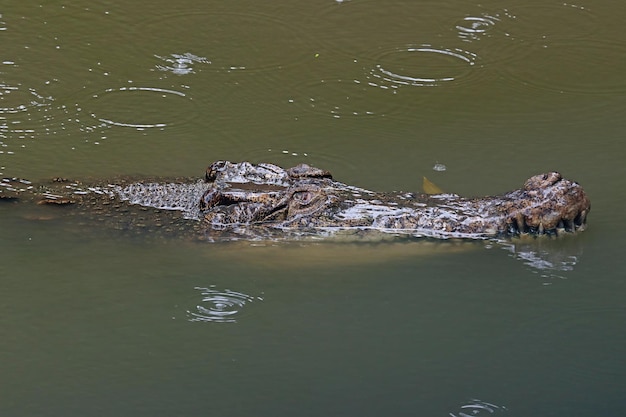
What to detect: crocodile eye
<box><xmin>292</xmin><ymin>190</ymin><xmax>314</xmax><ymax>205</ymax></box>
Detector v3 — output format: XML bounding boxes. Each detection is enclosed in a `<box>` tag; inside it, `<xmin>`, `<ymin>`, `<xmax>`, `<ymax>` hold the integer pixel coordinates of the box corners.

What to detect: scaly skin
<box><xmin>199</xmin><ymin>161</ymin><xmax>590</xmax><ymax>239</ymax></box>
<box><xmin>1</xmin><ymin>161</ymin><xmax>590</xmax><ymax>240</ymax></box>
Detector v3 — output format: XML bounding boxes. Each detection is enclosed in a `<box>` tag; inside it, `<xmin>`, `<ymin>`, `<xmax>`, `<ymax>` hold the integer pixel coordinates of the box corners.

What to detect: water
<box><xmin>1</xmin><ymin>0</ymin><xmax>626</xmax><ymax>415</ymax></box>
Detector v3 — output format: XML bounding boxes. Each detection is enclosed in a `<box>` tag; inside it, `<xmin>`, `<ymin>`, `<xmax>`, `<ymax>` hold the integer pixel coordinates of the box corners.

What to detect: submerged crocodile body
<box><xmin>1</xmin><ymin>160</ymin><xmax>590</xmax><ymax>241</ymax></box>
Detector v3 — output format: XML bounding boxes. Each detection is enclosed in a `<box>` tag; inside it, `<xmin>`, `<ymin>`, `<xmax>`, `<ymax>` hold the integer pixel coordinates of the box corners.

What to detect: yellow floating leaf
<box><xmin>423</xmin><ymin>176</ymin><xmax>444</xmax><ymax>195</ymax></box>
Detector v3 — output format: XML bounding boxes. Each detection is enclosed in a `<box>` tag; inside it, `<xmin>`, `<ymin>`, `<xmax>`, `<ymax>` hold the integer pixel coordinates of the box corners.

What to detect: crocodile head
<box><xmin>498</xmin><ymin>172</ymin><xmax>590</xmax><ymax>236</ymax></box>
<box><xmin>200</xmin><ymin>161</ymin><xmax>338</xmax><ymax>227</ymax></box>
<box><xmin>198</xmin><ymin>161</ymin><xmax>591</xmax><ymax>239</ymax></box>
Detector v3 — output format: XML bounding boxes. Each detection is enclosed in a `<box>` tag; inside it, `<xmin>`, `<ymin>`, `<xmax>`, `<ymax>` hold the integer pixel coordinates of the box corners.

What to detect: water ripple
<box><xmin>0</xmin><ymin>78</ymin><xmax>57</xmax><ymax>142</ymax></box>
<box><xmin>153</xmin><ymin>52</ymin><xmax>211</xmax><ymax>76</ymax></box>
<box><xmin>455</xmin><ymin>15</ymin><xmax>501</xmax><ymax>42</ymax></box>
<box><xmin>367</xmin><ymin>45</ymin><xmax>479</xmax><ymax>89</ymax></box>
<box><xmin>140</xmin><ymin>11</ymin><xmax>310</xmax><ymax>73</ymax></box>
<box><xmin>85</xmin><ymin>85</ymin><xmax>196</xmax><ymax>130</ymax></box>
<box><xmin>187</xmin><ymin>286</ymin><xmax>263</xmax><ymax>323</ymax></box>
<box><xmin>449</xmin><ymin>398</ymin><xmax>508</xmax><ymax>416</ymax></box>
<box><xmin>0</xmin><ymin>82</ymin><xmax>53</xmax><ymax>115</ymax></box>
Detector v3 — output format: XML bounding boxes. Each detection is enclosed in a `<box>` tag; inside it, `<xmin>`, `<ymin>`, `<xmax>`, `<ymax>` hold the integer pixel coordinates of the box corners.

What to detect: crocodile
<box><xmin>0</xmin><ymin>160</ymin><xmax>590</xmax><ymax>241</ymax></box>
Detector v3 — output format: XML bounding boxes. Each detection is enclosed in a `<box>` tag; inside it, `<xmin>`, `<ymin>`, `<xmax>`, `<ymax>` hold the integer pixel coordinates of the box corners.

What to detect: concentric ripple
<box><xmin>455</xmin><ymin>14</ymin><xmax>501</xmax><ymax>42</ymax></box>
<box><xmin>449</xmin><ymin>398</ymin><xmax>508</xmax><ymax>416</ymax></box>
<box><xmin>153</xmin><ymin>52</ymin><xmax>211</xmax><ymax>76</ymax></box>
<box><xmin>85</xmin><ymin>86</ymin><xmax>196</xmax><ymax>129</ymax></box>
<box><xmin>0</xmin><ymin>82</ymin><xmax>52</xmax><ymax>115</ymax></box>
<box><xmin>187</xmin><ymin>286</ymin><xmax>263</xmax><ymax>323</ymax></box>
<box><xmin>0</xmin><ymin>80</ymin><xmax>56</xmax><ymax>141</ymax></box>
<box><xmin>367</xmin><ymin>45</ymin><xmax>479</xmax><ymax>89</ymax></box>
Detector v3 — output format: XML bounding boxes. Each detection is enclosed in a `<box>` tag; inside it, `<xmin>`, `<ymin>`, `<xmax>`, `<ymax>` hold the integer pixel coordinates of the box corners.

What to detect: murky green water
<box><xmin>1</xmin><ymin>0</ymin><xmax>626</xmax><ymax>415</ymax></box>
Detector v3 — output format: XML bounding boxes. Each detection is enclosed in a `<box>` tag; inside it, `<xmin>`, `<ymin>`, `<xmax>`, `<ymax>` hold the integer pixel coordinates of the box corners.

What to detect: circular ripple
<box><xmin>0</xmin><ymin>80</ymin><xmax>58</xmax><ymax>141</ymax></box>
<box><xmin>85</xmin><ymin>86</ymin><xmax>197</xmax><ymax>129</ymax></box>
<box><xmin>153</xmin><ymin>52</ymin><xmax>211</xmax><ymax>76</ymax></box>
<box><xmin>309</xmin><ymin>0</ymin><xmax>465</xmax><ymax>59</ymax></box>
<box><xmin>0</xmin><ymin>82</ymin><xmax>52</xmax><ymax>115</ymax></box>
<box><xmin>455</xmin><ymin>14</ymin><xmax>501</xmax><ymax>42</ymax></box>
<box><xmin>187</xmin><ymin>286</ymin><xmax>262</xmax><ymax>323</ymax></box>
<box><xmin>140</xmin><ymin>11</ymin><xmax>311</xmax><ymax>73</ymax></box>
<box><xmin>503</xmin><ymin>39</ymin><xmax>626</xmax><ymax>95</ymax></box>
<box><xmin>449</xmin><ymin>399</ymin><xmax>509</xmax><ymax>416</ymax></box>
<box><xmin>367</xmin><ymin>45</ymin><xmax>479</xmax><ymax>88</ymax></box>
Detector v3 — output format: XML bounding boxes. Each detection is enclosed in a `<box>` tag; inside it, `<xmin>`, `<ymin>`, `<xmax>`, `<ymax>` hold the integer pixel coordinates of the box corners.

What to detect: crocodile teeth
<box><xmin>574</xmin><ymin>209</ymin><xmax>588</xmax><ymax>231</ymax></box>
<box><xmin>515</xmin><ymin>213</ymin><xmax>527</xmax><ymax>234</ymax></box>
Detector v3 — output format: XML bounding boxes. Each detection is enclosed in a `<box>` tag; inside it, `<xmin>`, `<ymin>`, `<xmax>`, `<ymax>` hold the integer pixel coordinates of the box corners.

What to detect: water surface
<box><xmin>1</xmin><ymin>0</ymin><xmax>626</xmax><ymax>416</ymax></box>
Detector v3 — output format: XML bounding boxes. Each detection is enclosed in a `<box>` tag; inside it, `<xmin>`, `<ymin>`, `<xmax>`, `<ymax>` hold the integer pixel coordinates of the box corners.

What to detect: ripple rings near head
<box><xmin>187</xmin><ymin>286</ymin><xmax>263</xmax><ymax>323</ymax></box>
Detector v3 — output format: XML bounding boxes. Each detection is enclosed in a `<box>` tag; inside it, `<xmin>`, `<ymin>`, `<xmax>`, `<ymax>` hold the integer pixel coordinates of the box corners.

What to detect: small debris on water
<box><xmin>432</xmin><ymin>163</ymin><xmax>447</xmax><ymax>172</ymax></box>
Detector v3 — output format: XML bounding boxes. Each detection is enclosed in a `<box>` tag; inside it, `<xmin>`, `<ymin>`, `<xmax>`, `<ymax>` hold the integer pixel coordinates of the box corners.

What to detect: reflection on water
<box><xmin>449</xmin><ymin>399</ymin><xmax>508</xmax><ymax>416</ymax></box>
<box><xmin>186</xmin><ymin>286</ymin><xmax>263</xmax><ymax>323</ymax></box>
<box><xmin>494</xmin><ymin>236</ymin><xmax>584</xmax><ymax>281</ymax></box>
